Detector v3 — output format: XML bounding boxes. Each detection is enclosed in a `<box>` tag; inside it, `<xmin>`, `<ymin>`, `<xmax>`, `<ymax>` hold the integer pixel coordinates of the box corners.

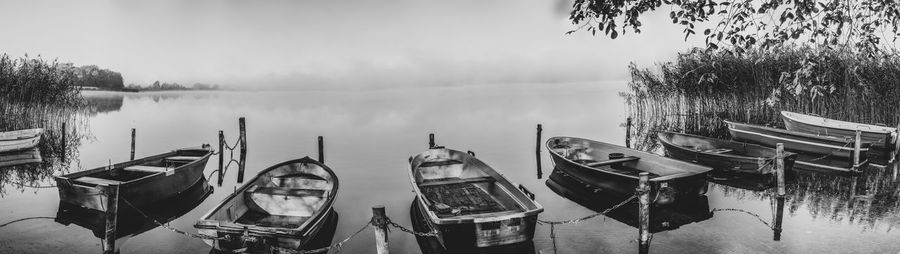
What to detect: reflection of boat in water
<box><xmin>410</xmin><ymin>197</ymin><xmax>535</xmax><ymax>254</ymax></box>
<box><xmin>0</xmin><ymin>148</ymin><xmax>41</xmax><ymax>168</ymax></box>
<box><xmin>409</xmin><ymin>147</ymin><xmax>542</xmax><ymax>249</ymax></box>
<box><xmin>546</xmin><ymin>168</ymin><xmax>712</xmax><ymax>233</ymax></box>
<box><xmin>195</xmin><ymin>157</ymin><xmax>338</xmax><ymax>253</ymax></box>
<box><xmin>708</xmin><ymin>171</ymin><xmax>777</xmax><ymax>191</ymax></box>
<box><xmin>55</xmin><ymin>178</ymin><xmax>212</xmax><ymax>252</ymax></box>
<box><xmin>0</xmin><ymin>128</ymin><xmax>43</xmax><ymax>153</ymax></box>
<box><xmin>658</xmin><ymin>131</ymin><xmax>797</xmax><ymax>175</ymax></box>
<box><xmin>54</xmin><ymin>146</ymin><xmax>213</xmax><ymax>212</ymax></box>
<box><xmin>546</xmin><ymin>136</ymin><xmax>711</xmax><ymax>205</ymax></box>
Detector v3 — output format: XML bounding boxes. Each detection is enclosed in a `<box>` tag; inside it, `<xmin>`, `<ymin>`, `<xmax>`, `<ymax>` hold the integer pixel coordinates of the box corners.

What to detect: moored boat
<box><xmin>409</xmin><ymin>147</ymin><xmax>543</xmax><ymax>249</ymax></box>
<box><xmin>725</xmin><ymin>120</ymin><xmax>871</xmax><ymax>158</ymax></box>
<box><xmin>194</xmin><ymin>157</ymin><xmax>338</xmax><ymax>253</ymax></box>
<box><xmin>657</xmin><ymin>131</ymin><xmax>797</xmax><ymax>175</ymax></box>
<box><xmin>781</xmin><ymin>111</ymin><xmax>896</xmax><ymax>148</ymax></box>
<box><xmin>546</xmin><ymin>136</ymin><xmax>711</xmax><ymax>205</ymax></box>
<box><xmin>0</xmin><ymin>128</ymin><xmax>43</xmax><ymax>153</ymax></box>
<box><xmin>54</xmin><ymin>146</ymin><xmax>212</xmax><ymax>212</ymax></box>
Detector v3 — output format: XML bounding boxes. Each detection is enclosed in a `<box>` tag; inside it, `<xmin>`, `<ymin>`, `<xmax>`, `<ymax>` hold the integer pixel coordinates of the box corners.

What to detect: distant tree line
<box><xmin>125</xmin><ymin>81</ymin><xmax>220</xmax><ymax>91</ymax></box>
<box><xmin>68</xmin><ymin>64</ymin><xmax>124</xmax><ymax>90</ymax></box>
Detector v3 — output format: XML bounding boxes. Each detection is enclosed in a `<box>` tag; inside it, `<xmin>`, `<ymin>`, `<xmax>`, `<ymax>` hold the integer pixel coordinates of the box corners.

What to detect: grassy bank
<box><xmin>624</xmin><ymin>47</ymin><xmax>900</xmax><ymax>149</ymax></box>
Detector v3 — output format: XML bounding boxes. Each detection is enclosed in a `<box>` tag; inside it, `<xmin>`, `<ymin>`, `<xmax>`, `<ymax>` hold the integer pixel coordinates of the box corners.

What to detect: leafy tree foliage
<box><xmin>568</xmin><ymin>0</ymin><xmax>900</xmax><ymax>55</ymax></box>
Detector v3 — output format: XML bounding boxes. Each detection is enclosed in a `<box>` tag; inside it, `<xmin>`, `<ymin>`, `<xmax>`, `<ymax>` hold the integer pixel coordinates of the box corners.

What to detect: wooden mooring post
<box><xmin>536</xmin><ymin>124</ymin><xmax>543</xmax><ymax>179</ymax></box>
<box><xmin>625</xmin><ymin>117</ymin><xmax>632</xmax><ymax>149</ymax></box>
<box><xmin>852</xmin><ymin>130</ymin><xmax>862</xmax><ymax>172</ymax></box>
<box><xmin>102</xmin><ymin>184</ymin><xmax>120</xmax><ymax>254</ymax></box>
<box><xmin>535</xmin><ymin>124</ymin><xmax>542</xmax><ymax>153</ymax></box>
<box><xmin>428</xmin><ymin>133</ymin><xmax>435</xmax><ymax>148</ymax></box>
<box><xmin>776</xmin><ymin>143</ymin><xmax>786</xmax><ymax>197</ymax></box>
<box><xmin>773</xmin><ymin>196</ymin><xmax>785</xmax><ymax>241</ymax></box>
<box><xmin>892</xmin><ymin>124</ymin><xmax>900</xmax><ymax>163</ymax></box>
<box><xmin>638</xmin><ymin>172</ymin><xmax>650</xmax><ymax>254</ymax></box>
<box><xmin>217</xmin><ymin>130</ymin><xmax>224</xmax><ymax>186</ymax></box>
<box><xmin>237</xmin><ymin>117</ymin><xmax>247</xmax><ymax>183</ymax></box>
<box><xmin>130</xmin><ymin>128</ymin><xmax>136</xmax><ymax>160</ymax></box>
<box><xmin>318</xmin><ymin>136</ymin><xmax>325</xmax><ymax>163</ymax></box>
<box><xmin>372</xmin><ymin>205</ymin><xmax>390</xmax><ymax>254</ymax></box>
<box><xmin>60</xmin><ymin>122</ymin><xmax>67</xmax><ymax>162</ymax></box>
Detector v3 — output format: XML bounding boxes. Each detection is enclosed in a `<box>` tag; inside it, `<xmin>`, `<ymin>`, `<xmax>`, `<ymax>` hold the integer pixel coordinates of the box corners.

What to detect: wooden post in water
<box><xmin>102</xmin><ymin>184</ymin><xmax>120</xmax><ymax>254</ymax></box>
<box><xmin>428</xmin><ymin>133</ymin><xmax>435</xmax><ymax>148</ymax></box>
<box><xmin>217</xmin><ymin>130</ymin><xmax>224</xmax><ymax>186</ymax></box>
<box><xmin>892</xmin><ymin>124</ymin><xmax>900</xmax><ymax>163</ymax></box>
<box><xmin>60</xmin><ymin>122</ymin><xmax>67</xmax><ymax>162</ymax></box>
<box><xmin>626</xmin><ymin>117</ymin><xmax>632</xmax><ymax>149</ymax></box>
<box><xmin>852</xmin><ymin>130</ymin><xmax>862</xmax><ymax>172</ymax></box>
<box><xmin>776</xmin><ymin>143</ymin><xmax>786</xmax><ymax>197</ymax></box>
<box><xmin>237</xmin><ymin>117</ymin><xmax>247</xmax><ymax>183</ymax></box>
<box><xmin>773</xmin><ymin>196</ymin><xmax>785</xmax><ymax>241</ymax></box>
<box><xmin>536</xmin><ymin>124</ymin><xmax>543</xmax><ymax>179</ymax></box>
<box><xmin>372</xmin><ymin>205</ymin><xmax>390</xmax><ymax>254</ymax></box>
<box><xmin>130</xmin><ymin>128</ymin><xmax>136</xmax><ymax>160</ymax></box>
<box><xmin>318</xmin><ymin>136</ymin><xmax>325</xmax><ymax>163</ymax></box>
<box><xmin>638</xmin><ymin>172</ymin><xmax>650</xmax><ymax>254</ymax></box>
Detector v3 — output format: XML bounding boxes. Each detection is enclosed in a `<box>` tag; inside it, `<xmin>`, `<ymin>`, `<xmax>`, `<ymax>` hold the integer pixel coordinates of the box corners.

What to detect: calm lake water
<box><xmin>2</xmin><ymin>82</ymin><xmax>900</xmax><ymax>253</ymax></box>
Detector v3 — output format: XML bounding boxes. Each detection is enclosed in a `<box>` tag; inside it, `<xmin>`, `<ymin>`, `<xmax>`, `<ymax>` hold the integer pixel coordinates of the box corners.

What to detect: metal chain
<box><xmin>120</xmin><ymin>197</ymin><xmax>228</xmax><ymax>240</ymax></box>
<box><xmin>537</xmin><ymin>194</ymin><xmax>638</xmax><ymax>225</ymax></box>
<box><xmin>711</xmin><ymin>208</ymin><xmax>774</xmax><ymax>230</ymax></box>
<box><xmin>385</xmin><ymin>218</ymin><xmax>439</xmax><ymax>237</ymax></box>
<box><xmin>0</xmin><ymin>216</ymin><xmax>55</xmax><ymax>227</ymax></box>
<box><xmin>269</xmin><ymin>218</ymin><xmax>373</xmax><ymax>254</ymax></box>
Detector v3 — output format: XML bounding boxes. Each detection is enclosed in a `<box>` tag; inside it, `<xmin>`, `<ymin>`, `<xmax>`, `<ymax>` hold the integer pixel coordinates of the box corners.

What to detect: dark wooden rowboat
<box><xmin>781</xmin><ymin>111</ymin><xmax>896</xmax><ymax>148</ymax></box>
<box><xmin>657</xmin><ymin>131</ymin><xmax>797</xmax><ymax>175</ymax></box>
<box><xmin>0</xmin><ymin>128</ymin><xmax>43</xmax><ymax>153</ymax></box>
<box><xmin>54</xmin><ymin>146</ymin><xmax>213</xmax><ymax>212</ymax></box>
<box><xmin>409</xmin><ymin>197</ymin><xmax>537</xmax><ymax>254</ymax></box>
<box><xmin>725</xmin><ymin>120</ymin><xmax>871</xmax><ymax>158</ymax></box>
<box><xmin>545</xmin><ymin>136</ymin><xmax>711</xmax><ymax>205</ymax></box>
<box><xmin>195</xmin><ymin>157</ymin><xmax>338</xmax><ymax>252</ymax></box>
<box><xmin>409</xmin><ymin>147</ymin><xmax>543</xmax><ymax>249</ymax></box>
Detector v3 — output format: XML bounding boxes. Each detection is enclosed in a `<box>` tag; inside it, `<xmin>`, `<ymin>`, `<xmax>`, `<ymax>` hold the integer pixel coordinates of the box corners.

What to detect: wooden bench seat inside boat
<box><xmin>421</xmin><ymin>181</ymin><xmax>506</xmax><ymax>216</ymax></box>
<box><xmin>419</xmin><ymin>159</ymin><xmax>463</xmax><ymax>167</ymax></box>
<box><xmin>75</xmin><ymin>176</ymin><xmax>123</xmax><ymax>186</ymax></box>
<box><xmin>164</xmin><ymin>156</ymin><xmax>203</xmax><ymax>162</ymax></box>
<box><xmin>235</xmin><ymin>209</ymin><xmax>309</xmax><ymax>228</ymax></box>
<box><xmin>419</xmin><ymin>176</ymin><xmax>494</xmax><ymax>187</ymax></box>
<box><xmin>124</xmin><ymin>165</ymin><xmax>170</xmax><ymax>173</ymax></box>
<box><xmin>247</xmin><ymin>185</ymin><xmax>326</xmax><ymax>197</ymax></box>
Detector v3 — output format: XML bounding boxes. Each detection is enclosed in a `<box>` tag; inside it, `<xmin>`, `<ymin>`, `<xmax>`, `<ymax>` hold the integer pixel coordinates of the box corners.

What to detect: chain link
<box><xmin>269</xmin><ymin>218</ymin><xmax>373</xmax><ymax>254</ymax></box>
<box><xmin>120</xmin><ymin>197</ymin><xmax>228</xmax><ymax>240</ymax></box>
<box><xmin>711</xmin><ymin>208</ymin><xmax>774</xmax><ymax>230</ymax></box>
<box><xmin>537</xmin><ymin>194</ymin><xmax>638</xmax><ymax>225</ymax></box>
<box><xmin>384</xmin><ymin>218</ymin><xmax>439</xmax><ymax>237</ymax></box>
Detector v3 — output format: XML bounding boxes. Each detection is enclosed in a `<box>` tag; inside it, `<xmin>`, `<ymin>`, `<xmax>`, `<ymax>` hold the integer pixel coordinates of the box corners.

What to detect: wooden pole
<box><xmin>60</xmin><ymin>122</ymin><xmax>66</xmax><ymax>162</ymax></box>
<box><xmin>102</xmin><ymin>184</ymin><xmax>120</xmax><ymax>254</ymax></box>
<box><xmin>217</xmin><ymin>130</ymin><xmax>224</xmax><ymax>186</ymax></box>
<box><xmin>638</xmin><ymin>172</ymin><xmax>650</xmax><ymax>254</ymax></box>
<box><xmin>237</xmin><ymin>117</ymin><xmax>247</xmax><ymax>183</ymax></box>
<box><xmin>626</xmin><ymin>117</ymin><xmax>632</xmax><ymax>148</ymax></box>
<box><xmin>428</xmin><ymin>133</ymin><xmax>435</xmax><ymax>148</ymax></box>
<box><xmin>535</xmin><ymin>150</ymin><xmax>543</xmax><ymax>179</ymax></box>
<box><xmin>372</xmin><ymin>205</ymin><xmax>390</xmax><ymax>254</ymax></box>
<box><xmin>318</xmin><ymin>136</ymin><xmax>325</xmax><ymax>163</ymax></box>
<box><xmin>776</xmin><ymin>143</ymin><xmax>786</xmax><ymax>197</ymax></box>
<box><xmin>130</xmin><ymin>128</ymin><xmax>136</xmax><ymax>160</ymax></box>
<box><xmin>535</xmin><ymin>124</ymin><xmax>542</xmax><ymax>153</ymax></box>
<box><xmin>892</xmin><ymin>124</ymin><xmax>900</xmax><ymax>163</ymax></box>
<box><xmin>853</xmin><ymin>129</ymin><xmax>861</xmax><ymax>172</ymax></box>
<box><xmin>773</xmin><ymin>196</ymin><xmax>785</xmax><ymax>241</ymax></box>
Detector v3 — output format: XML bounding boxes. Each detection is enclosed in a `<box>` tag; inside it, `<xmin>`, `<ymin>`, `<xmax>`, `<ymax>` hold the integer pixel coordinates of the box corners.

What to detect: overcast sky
<box><xmin>0</xmin><ymin>0</ymin><xmax>704</xmax><ymax>89</ymax></box>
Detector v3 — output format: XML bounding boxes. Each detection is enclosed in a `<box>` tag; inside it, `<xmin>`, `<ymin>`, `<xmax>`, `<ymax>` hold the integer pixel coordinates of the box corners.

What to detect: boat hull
<box><xmin>781</xmin><ymin>111</ymin><xmax>895</xmax><ymax>148</ymax></box>
<box><xmin>0</xmin><ymin>129</ymin><xmax>42</xmax><ymax>153</ymax></box>
<box><xmin>0</xmin><ymin>148</ymin><xmax>42</xmax><ymax>168</ymax></box>
<box><xmin>657</xmin><ymin>132</ymin><xmax>797</xmax><ymax>175</ymax></box>
<box><xmin>726</xmin><ymin>121</ymin><xmax>868</xmax><ymax>158</ymax></box>
<box><xmin>54</xmin><ymin>148</ymin><xmax>212</xmax><ymax>212</ymax></box>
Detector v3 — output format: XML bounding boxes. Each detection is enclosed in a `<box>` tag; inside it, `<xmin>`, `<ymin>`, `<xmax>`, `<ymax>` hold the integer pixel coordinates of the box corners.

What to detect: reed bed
<box><xmin>0</xmin><ymin>54</ymin><xmax>81</xmax><ymax>106</ymax></box>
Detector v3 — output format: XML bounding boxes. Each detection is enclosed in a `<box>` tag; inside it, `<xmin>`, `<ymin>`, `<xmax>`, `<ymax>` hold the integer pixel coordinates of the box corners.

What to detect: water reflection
<box><xmin>55</xmin><ymin>177</ymin><xmax>212</xmax><ymax>253</ymax></box>
<box><xmin>409</xmin><ymin>197</ymin><xmax>536</xmax><ymax>254</ymax></box>
<box><xmin>83</xmin><ymin>92</ymin><xmax>124</xmax><ymax>115</ymax></box>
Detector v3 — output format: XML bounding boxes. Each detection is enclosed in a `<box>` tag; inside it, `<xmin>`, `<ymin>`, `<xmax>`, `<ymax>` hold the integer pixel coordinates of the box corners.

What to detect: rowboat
<box><xmin>195</xmin><ymin>157</ymin><xmax>338</xmax><ymax>252</ymax></box>
<box><xmin>0</xmin><ymin>148</ymin><xmax>42</xmax><ymax>168</ymax></box>
<box><xmin>781</xmin><ymin>111</ymin><xmax>896</xmax><ymax>148</ymax></box>
<box><xmin>546</xmin><ymin>168</ymin><xmax>712</xmax><ymax>233</ymax></box>
<box><xmin>409</xmin><ymin>147</ymin><xmax>543</xmax><ymax>249</ymax></box>
<box><xmin>54</xmin><ymin>146</ymin><xmax>212</xmax><ymax>212</ymax></box>
<box><xmin>546</xmin><ymin>137</ymin><xmax>711</xmax><ymax>205</ymax></box>
<box><xmin>657</xmin><ymin>131</ymin><xmax>797</xmax><ymax>175</ymax></box>
<box><xmin>0</xmin><ymin>128</ymin><xmax>43</xmax><ymax>153</ymax></box>
<box><xmin>55</xmin><ymin>178</ymin><xmax>212</xmax><ymax>248</ymax></box>
<box><xmin>725</xmin><ymin>120</ymin><xmax>871</xmax><ymax>158</ymax></box>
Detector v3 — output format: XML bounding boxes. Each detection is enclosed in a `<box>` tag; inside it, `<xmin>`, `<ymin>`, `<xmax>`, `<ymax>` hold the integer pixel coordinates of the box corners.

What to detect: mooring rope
<box><xmin>711</xmin><ymin>208</ymin><xmax>774</xmax><ymax>230</ymax></box>
<box><xmin>0</xmin><ymin>216</ymin><xmax>55</xmax><ymax>228</ymax></box>
<box><xmin>537</xmin><ymin>194</ymin><xmax>638</xmax><ymax>225</ymax></box>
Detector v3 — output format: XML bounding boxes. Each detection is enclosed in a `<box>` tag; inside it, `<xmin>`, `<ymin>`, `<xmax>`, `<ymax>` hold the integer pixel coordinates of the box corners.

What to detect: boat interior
<box><xmin>412</xmin><ymin>149</ymin><xmax>533</xmax><ymax>219</ymax></box>
<box><xmin>658</xmin><ymin>132</ymin><xmax>777</xmax><ymax>158</ymax></box>
<box><xmin>548</xmin><ymin>137</ymin><xmax>710</xmax><ymax>179</ymax></box>
<box><xmin>72</xmin><ymin>149</ymin><xmax>209</xmax><ymax>186</ymax></box>
<box><xmin>206</xmin><ymin>160</ymin><xmax>336</xmax><ymax>231</ymax></box>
